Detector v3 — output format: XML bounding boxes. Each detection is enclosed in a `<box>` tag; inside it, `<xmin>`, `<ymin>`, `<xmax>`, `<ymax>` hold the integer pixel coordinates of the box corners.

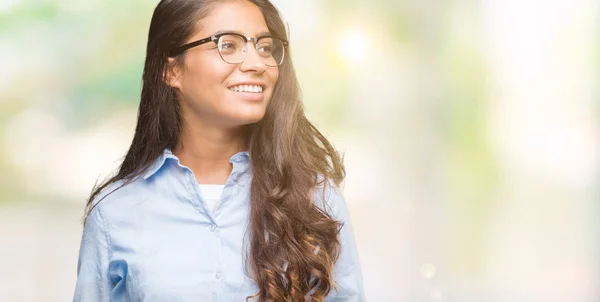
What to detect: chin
<box><xmin>240</xmin><ymin>115</ymin><xmax>266</xmax><ymax>125</ymax></box>
<box><xmin>227</xmin><ymin>112</ymin><xmax>266</xmax><ymax>127</ymax></box>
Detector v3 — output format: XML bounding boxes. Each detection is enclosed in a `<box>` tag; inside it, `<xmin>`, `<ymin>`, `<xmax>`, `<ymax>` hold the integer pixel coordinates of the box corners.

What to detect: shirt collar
<box><xmin>142</xmin><ymin>149</ymin><xmax>176</xmax><ymax>180</ymax></box>
<box><xmin>142</xmin><ymin>148</ymin><xmax>250</xmax><ymax>180</ymax></box>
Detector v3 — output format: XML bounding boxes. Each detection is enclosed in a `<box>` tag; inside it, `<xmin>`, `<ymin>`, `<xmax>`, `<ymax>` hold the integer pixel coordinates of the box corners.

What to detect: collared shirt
<box><xmin>74</xmin><ymin>149</ymin><xmax>365</xmax><ymax>301</ymax></box>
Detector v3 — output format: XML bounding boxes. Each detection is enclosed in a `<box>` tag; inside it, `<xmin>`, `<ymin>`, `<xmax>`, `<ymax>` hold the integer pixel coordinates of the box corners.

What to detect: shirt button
<box><xmin>233</xmin><ymin>155</ymin><xmax>241</xmax><ymax>162</ymax></box>
<box><xmin>215</xmin><ymin>271</ymin><xmax>221</xmax><ymax>279</ymax></box>
<box><xmin>210</xmin><ymin>224</ymin><xmax>217</xmax><ymax>232</ymax></box>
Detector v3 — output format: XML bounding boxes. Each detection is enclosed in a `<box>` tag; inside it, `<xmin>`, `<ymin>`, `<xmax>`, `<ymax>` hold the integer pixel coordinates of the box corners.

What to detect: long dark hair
<box><xmin>85</xmin><ymin>1</ymin><xmax>346</xmax><ymax>301</ymax></box>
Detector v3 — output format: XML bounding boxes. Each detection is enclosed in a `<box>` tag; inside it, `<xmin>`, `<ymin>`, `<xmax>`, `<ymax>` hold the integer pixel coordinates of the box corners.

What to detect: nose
<box><xmin>238</xmin><ymin>42</ymin><xmax>266</xmax><ymax>73</ymax></box>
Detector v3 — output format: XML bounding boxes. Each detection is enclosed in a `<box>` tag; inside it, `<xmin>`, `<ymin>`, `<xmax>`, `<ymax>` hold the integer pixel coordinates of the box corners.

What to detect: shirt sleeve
<box><xmin>73</xmin><ymin>206</ymin><xmax>112</xmax><ymax>302</ymax></box>
<box><xmin>323</xmin><ymin>184</ymin><xmax>366</xmax><ymax>302</ymax></box>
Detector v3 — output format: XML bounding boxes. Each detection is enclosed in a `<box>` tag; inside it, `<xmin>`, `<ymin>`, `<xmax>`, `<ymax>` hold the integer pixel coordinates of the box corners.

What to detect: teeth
<box><xmin>229</xmin><ymin>85</ymin><xmax>263</xmax><ymax>93</ymax></box>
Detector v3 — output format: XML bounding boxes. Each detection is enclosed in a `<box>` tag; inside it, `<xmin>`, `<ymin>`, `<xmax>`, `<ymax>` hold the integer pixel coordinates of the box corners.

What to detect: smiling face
<box><xmin>166</xmin><ymin>0</ymin><xmax>280</xmax><ymax>129</ymax></box>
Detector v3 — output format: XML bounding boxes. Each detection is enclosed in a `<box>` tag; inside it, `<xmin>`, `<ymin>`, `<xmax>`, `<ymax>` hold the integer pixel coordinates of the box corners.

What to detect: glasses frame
<box><xmin>169</xmin><ymin>32</ymin><xmax>289</xmax><ymax>67</ymax></box>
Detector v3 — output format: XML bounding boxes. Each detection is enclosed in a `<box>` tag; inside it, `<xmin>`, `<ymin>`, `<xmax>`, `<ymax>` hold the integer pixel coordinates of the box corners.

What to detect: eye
<box><xmin>221</xmin><ymin>41</ymin><xmax>237</xmax><ymax>50</ymax></box>
<box><xmin>256</xmin><ymin>42</ymin><xmax>273</xmax><ymax>54</ymax></box>
<box><xmin>258</xmin><ymin>45</ymin><xmax>272</xmax><ymax>53</ymax></box>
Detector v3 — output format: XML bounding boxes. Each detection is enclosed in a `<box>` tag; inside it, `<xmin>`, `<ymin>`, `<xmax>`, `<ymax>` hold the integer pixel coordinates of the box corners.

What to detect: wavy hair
<box><xmin>85</xmin><ymin>0</ymin><xmax>346</xmax><ymax>301</ymax></box>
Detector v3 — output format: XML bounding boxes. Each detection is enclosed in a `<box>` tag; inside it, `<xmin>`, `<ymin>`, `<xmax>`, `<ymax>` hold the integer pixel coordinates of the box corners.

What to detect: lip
<box><xmin>227</xmin><ymin>84</ymin><xmax>265</xmax><ymax>102</ymax></box>
<box><xmin>227</xmin><ymin>81</ymin><xmax>266</xmax><ymax>102</ymax></box>
<box><xmin>229</xmin><ymin>90</ymin><xmax>264</xmax><ymax>102</ymax></box>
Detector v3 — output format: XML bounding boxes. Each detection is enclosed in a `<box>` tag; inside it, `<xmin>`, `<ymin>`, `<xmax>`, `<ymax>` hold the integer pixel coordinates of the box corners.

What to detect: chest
<box><xmin>107</xmin><ymin>194</ymin><xmax>255</xmax><ymax>301</ymax></box>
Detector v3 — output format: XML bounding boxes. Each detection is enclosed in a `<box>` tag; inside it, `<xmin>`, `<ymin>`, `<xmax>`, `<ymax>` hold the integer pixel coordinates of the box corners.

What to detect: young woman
<box><xmin>74</xmin><ymin>0</ymin><xmax>364</xmax><ymax>301</ymax></box>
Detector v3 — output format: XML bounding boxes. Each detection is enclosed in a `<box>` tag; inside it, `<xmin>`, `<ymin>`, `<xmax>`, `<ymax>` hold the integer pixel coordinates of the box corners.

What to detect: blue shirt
<box><xmin>74</xmin><ymin>149</ymin><xmax>365</xmax><ymax>301</ymax></box>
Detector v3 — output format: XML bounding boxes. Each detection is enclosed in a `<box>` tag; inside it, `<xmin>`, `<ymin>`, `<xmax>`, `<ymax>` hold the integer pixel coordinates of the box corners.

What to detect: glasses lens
<box><xmin>218</xmin><ymin>34</ymin><xmax>246</xmax><ymax>64</ymax></box>
<box><xmin>218</xmin><ymin>34</ymin><xmax>286</xmax><ymax>66</ymax></box>
<box><xmin>256</xmin><ymin>37</ymin><xmax>285</xmax><ymax>66</ymax></box>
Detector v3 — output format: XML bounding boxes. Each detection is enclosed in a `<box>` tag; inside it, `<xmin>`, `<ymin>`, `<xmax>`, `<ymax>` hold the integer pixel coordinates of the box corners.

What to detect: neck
<box><xmin>173</xmin><ymin>120</ymin><xmax>248</xmax><ymax>185</ymax></box>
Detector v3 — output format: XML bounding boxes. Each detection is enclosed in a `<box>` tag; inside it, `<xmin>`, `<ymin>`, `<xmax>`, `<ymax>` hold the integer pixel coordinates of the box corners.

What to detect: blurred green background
<box><xmin>0</xmin><ymin>0</ymin><xmax>598</xmax><ymax>301</ymax></box>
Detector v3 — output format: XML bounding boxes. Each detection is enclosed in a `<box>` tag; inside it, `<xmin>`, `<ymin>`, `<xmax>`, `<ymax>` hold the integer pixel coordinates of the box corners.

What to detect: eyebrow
<box><xmin>212</xmin><ymin>30</ymin><xmax>272</xmax><ymax>38</ymax></box>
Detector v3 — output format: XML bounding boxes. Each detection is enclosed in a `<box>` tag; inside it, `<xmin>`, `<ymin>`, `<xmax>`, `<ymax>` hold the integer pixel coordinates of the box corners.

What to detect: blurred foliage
<box><xmin>0</xmin><ymin>1</ymin><xmax>598</xmax><ymax>301</ymax></box>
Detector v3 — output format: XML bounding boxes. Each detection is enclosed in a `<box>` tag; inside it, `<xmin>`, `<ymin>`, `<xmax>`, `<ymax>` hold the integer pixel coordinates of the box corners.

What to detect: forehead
<box><xmin>196</xmin><ymin>0</ymin><xmax>270</xmax><ymax>38</ymax></box>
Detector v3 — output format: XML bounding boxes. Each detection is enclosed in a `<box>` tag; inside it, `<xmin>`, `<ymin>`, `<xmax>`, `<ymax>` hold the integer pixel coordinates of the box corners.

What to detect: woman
<box><xmin>74</xmin><ymin>0</ymin><xmax>365</xmax><ymax>301</ymax></box>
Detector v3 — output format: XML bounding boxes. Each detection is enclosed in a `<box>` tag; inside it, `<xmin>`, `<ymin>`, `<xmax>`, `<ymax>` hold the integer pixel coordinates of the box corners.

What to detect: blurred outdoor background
<box><xmin>0</xmin><ymin>0</ymin><xmax>598</xmax><ymax>301</ymax></box>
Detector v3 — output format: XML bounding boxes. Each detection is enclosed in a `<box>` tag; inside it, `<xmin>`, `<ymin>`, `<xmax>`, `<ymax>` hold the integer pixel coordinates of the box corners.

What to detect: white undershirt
<box><xmin>198</xmin><ymin>184</ymin><xmax>225</xmax><ymax>213</ymax></box>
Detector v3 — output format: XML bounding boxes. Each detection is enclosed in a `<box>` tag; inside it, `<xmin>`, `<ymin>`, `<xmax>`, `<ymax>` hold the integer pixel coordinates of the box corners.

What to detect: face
<box><xmin>166</xmin><ymin>0</ymin><xmax>280</xmax><ymax>129</ymax></box>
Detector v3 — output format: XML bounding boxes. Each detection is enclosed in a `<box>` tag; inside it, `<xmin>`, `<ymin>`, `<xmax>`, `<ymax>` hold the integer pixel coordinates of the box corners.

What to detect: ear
<box><xmin>163</xmin><ymin>57</ymin><xmax>182</xmax><ymax>89</ymax></box>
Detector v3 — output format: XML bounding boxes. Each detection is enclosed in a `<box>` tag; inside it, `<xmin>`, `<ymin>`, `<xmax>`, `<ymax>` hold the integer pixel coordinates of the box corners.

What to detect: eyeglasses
<box><xmin>169</xmin><ymin>32</ymin><xmax>289</xmax><ymax>67</ymax></box>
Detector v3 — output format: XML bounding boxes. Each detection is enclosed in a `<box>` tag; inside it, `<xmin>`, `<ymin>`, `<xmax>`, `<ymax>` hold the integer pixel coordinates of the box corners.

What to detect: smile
<box><xmin>228</xmin><ymin>85</ymin><xmax>263</xmax><ymax>93</ymax></box>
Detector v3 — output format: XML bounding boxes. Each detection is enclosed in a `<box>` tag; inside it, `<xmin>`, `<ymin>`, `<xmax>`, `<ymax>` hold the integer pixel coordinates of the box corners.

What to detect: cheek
<box><xmin>268</xmin><ymin>69</ymin><xmax>280</xmax><ymax>95</ymax></box>
<box><xmin>182</xmin><ymin>59</ymin><xmax>233</xmax><ymax>97</ymax></box>
<box><xmin>271</xmin><ymin>69</ymin><xmax>280</xmax><ymax>84</ymax></box>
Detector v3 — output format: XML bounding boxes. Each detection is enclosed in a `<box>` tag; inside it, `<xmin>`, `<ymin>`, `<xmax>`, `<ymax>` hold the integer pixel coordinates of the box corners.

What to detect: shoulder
<box><xmin>86</xmin><ymin>177</ymin><xmax>149</xmax><ymax>224</ymax></box>
<box><xmin>313</xmin><ymin>176</ymin><xmax>349</xmax><ymax>221</ymax></box>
